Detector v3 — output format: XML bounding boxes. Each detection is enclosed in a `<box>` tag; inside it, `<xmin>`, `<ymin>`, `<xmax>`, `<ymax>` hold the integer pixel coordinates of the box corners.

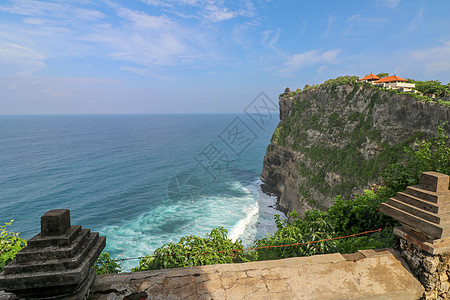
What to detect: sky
<box><xmin>0</xmin><ymin>0</ymin><xmax>449</xmax><ymax>114</ymax></box>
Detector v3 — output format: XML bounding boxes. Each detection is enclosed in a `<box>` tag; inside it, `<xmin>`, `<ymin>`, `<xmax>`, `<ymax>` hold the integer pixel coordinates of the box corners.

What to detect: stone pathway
<box><xmin>89</xmin><ymin>249</ymin><xmax>424</xmax><ymax>300</ymax></box>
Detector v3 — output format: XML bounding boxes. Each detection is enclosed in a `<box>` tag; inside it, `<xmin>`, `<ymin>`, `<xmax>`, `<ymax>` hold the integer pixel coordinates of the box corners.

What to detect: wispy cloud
<box><xmin>139</xmin><ymin>0</ymin><xmax>256</xmax><ymax>23</ymax></box>
<box><xmin>0</xmin><ymin>41</ymin><xmax>46</xmax><ymax>75</ymax></box>
<box><xmin>323</xmin><ymin>15</ymin><xmax>335</xmax><ymax>37</ymax></box>
<box><xmin>203</xmin><ymin>3</ymin><xmax>235</xmax><ymax>22</ymax></box>
<box><xmin>262</xmin><ymin>29</ymin><xmax>280</xmax><ymax>48</ymax></box>
<box><xmin>0</xmin><ymin>0</ymin><xmax>106</xmax><ymax>21</ymax></box>
<box><xmin>278</xmin><ymin>49</ymin><xmax>341</xmax><ymax>75</ymax></box>
<box><xmin>409</xmin><ymin>41</ymin><xmax>450</xmax><ymax>75</ymax></box>
<box><xmin>409</xmin><ymin>9</ymin><xmax>423</xmax><ymax>31</ymax></box>
<box><xmin>117</xmin><ymin>7</ymin><xmax>174</xmax><ymax>30</ymax></box>
<box><xmin>0</xmin><ymin>0</ymin><xmax>222</xmax><ymax>76</ymax></box>
<box><xmin>345</xmin><ymin>14</ymin><xmax>387</xmax><ymax>36</ymax></box>
<box><xmin>376</xmin><ymin>0</ymin><xmax>401</xmax><ymax>8</ymax></box>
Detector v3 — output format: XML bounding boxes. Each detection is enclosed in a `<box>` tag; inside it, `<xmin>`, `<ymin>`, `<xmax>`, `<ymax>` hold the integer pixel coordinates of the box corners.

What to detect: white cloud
<box><xmin>0</xmin><ymin>0</ymin><xmax>106</xmax><ymax>21</ymax></box>
<box><xmin>0</xmin><ymin>0</ymin><xmax>257</xmax><ymax>78</ymax></box>
<box><xmin>278</xmin><ymin>49</ymin><xmax>341</xmax><ymax>75</ymax></box>
<box><xmin>117</xmin><ymin>7</ymin><xmax>173</xmax><ymax>30</ymax></box>
<box><xmin>409</xmin><ymin>41</ymin><xmax>450</xmax><ymax>75</ymax></box>
<box><xmin>118</xmin><ymin>66</ymin><xmax>174</xmax><ymax>80</ymax></box>
<box><xmin>22</xmin><ymin>18</ymin><xmax>47</xmax><ymax>25</ymax></box>
<box><xmin>409</xmin><ymin>9</ymin><xmax>423</xmax><ymax>31</ymax></box>
<box><xmin>323</xmin><ymin>15</ymin><xmax>335</xmax><ymax>36</ymax></box>
<box><xmin>345</xmin><ymin>14</ymin><xmax>387</xmax><ymax>36</ymax></box>
<box><xmin>139</xmin><ymin>0</ymin><xmax>173</xmax><ymax>7</ymax></box>
<box><xmin>262</xmin><ymin>29</ymin><xmax>280</xmax><ymax>48</ymax></box>
<box><xmin>138</xmin><ymin>0</ymin><xmax>256</xmax><ymax>23</ymax></box>
<box><xmin>0</xmin><ymin>41</ymin><xmax>46</xmax><ymax>75</ymax></box>
<box><xmin>203</xmin><ymin>4</ymin><xmax>235</xmax><ymax>22</ymax></box>
<box><xmin>376</xmin><ymin>0</ymin><xmax>401</xmax><ymax>8</ymax></box>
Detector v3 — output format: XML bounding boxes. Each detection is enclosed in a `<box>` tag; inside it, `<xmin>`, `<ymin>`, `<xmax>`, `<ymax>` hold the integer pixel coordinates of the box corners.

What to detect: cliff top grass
<box><xmin>281</xmin><ymin>75</ymin><xmax>450</xmax><ymax>106</ymax></box>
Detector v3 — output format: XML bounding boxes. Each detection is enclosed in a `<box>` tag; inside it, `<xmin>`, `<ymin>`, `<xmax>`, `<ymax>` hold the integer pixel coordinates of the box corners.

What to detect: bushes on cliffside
<box><xmin>0</xmin><ymin>220</ymin><xmax>27</xmax><ymax>273</ymax></box>
<box><xmin>132</xmin><ymin>227</ymin><xmax>247</xmax><ymax>271</ymax></box>
<box><xmin>252</xmin><ymin>187</ymin><xmax>397</xmax><ymax>261</ymax></box>
<box><xmin>94</xmin><ymin>252</ymin><xmax>122</xmax><ymax>275</ymax></box>
<box><xmin>383</xmin><ymin>123</ymin><xmax>450</xmax><ymax>191</ymax></box>
<box><xmin>128</xmin><ymin>187</ymin><xmax>397</xmax><ymax>272</ymax></box>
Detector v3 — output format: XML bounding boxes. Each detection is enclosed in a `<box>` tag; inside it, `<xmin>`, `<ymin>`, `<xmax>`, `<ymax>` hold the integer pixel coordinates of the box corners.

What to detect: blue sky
<box><xmin>0</xmin><ymin>0</ymin><xmax>449</xmax><ymax>114</ymax></box>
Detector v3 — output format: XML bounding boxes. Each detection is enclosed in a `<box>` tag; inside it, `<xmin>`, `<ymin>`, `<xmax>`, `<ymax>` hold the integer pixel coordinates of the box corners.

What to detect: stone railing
<box><xmin>0</xmin><ymin>209</ymin><xmax>105</xmax><ymax>299</ymax></box>
<box><xmin>381</xmin><ymin>171</ymin><xmax>450</xmax><ymax>299</ymax></box>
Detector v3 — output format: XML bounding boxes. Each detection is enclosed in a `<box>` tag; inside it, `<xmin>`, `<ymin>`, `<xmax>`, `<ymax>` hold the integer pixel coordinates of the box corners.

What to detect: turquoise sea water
<box><xmin>0</xmin><ymin>113</ymin><xmax>283</xmax><ymax>270</ymax></box>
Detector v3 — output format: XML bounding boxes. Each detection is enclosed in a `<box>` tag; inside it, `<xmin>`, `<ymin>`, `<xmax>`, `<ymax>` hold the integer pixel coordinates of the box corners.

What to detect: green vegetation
<box><xmin>411</xmin><ymin>80</ymin><xmax>449</xmax><ymax>97</ymax></box>
<box><xmin>376</xmin><ymin>73</ymin><xmax>389</xmax><ymax>78</ymax></box>
<box><xmin>253</xmin><ymin>189</ymin><xmax>397</xmax><ymax>261</ymax></box>
<box><xmin>94</xmin><ymin>252</ymin><xmax>122</xmax><ymax>275</ymax></box>
<box><xmin>322</xmin><ymin>75</ymin><xmax>359</xmax><ymax>87</ymax></box>
<box><xmin>282</xmin><ymin>75</ymin><xmax>449</xmax><ymax>106</ymax></box>
<box><xmin>130</xmin><ymin>187</ymin><xmax>398</xmax><ymax>272</ymax></box>
<box><xmin>132</xmin><ymin>227</ymin><xmax>246</xmax><ymax>271</ymax></box>
<box><xmin>0</xmin><ymin>220</ymin><xmax>27</xmax><ymax>272</ymax></box>
<box><xmin>383</xmin><ymin>123</ymin><xmax>450</xmax><ymax>191</ymax></box>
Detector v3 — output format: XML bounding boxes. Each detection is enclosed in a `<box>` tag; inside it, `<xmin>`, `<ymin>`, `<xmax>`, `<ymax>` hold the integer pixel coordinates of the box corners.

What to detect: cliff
<box><xmin>261</xmin><ymin>80</ymin><xmax>450</xmax><ymax>216</ymax></box>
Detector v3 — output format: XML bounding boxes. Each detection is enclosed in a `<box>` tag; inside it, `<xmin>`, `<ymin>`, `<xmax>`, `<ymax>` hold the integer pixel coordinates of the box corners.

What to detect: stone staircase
<box><xmin>380</xmin><ymin>172</ymin><xmax>450</xmax><ymax>242</ymax></box>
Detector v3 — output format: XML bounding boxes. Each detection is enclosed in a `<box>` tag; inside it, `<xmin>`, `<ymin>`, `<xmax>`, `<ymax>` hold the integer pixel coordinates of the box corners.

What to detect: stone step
<box><xmin>380</xmin><ymin>203</ymin><xmax>446</xmax><ymax>239</ymax></box>
<box><xmin>27</xmin><ymin>225</ymin><xmax>82</xmax><ymax>249</ymax></box>
<box><xmin>405</xmin><ymin>186</ymin><xmax>450</xmax><ymax>204</ymax></box>
<box><xmin>388</xmin><ymin>197</ymin><xmax>442</xmax><ymax>224</ymax></box>
<box><xmin>396</xmin><ymin>192</ymin><xmax>440</xmax><ymax>214</ymax></box>
<box><xmin>0</xmin><ymin>236</ymin><xmax>105</xmax><ymax>291</ymax></box>
<box><xmin>3</xmin><ymin>232</ymin><xmax>99</xmax><ymax>275</ymax></box>
<box><xmin>15</xmin><ymin>229</ymin><xmax>90</xmax><ymax>263</ymax></box>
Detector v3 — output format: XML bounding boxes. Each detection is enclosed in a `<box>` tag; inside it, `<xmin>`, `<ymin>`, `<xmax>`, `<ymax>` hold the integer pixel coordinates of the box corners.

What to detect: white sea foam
<box><xmin>229</xmin><ymin>202</ymin><xmax>259</xmax><ymax>242</ymax></box>
<box><xmin>101</xmin><ymin>178</ymin><xmax>285</xmax><ymax>271</ymax></box>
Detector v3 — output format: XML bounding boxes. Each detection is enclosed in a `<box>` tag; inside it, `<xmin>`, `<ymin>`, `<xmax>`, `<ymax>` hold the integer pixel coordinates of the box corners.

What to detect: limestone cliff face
<box><xmin>261</xmin><ymin>83</ymin><xmax>450</xmax><ymax>216</ymax></box>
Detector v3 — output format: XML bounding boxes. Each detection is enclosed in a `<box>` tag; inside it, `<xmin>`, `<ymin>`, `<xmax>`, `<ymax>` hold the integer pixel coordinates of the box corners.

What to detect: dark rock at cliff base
<box><xmin>261</xmin><ymin>82</ymin><xmax>450</xmax><ymax>216</ymax></box>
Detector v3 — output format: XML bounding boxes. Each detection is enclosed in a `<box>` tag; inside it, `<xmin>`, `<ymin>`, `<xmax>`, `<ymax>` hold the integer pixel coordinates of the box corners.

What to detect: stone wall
<box><xmin>89</xmin><ymin>250</ymin><xmax>424</xmax><ymax>300</ymax></box>
<box><xmin>399</xmin><ymin>239</ymin><xmax>450</xmax><ymax>300</ymax></box>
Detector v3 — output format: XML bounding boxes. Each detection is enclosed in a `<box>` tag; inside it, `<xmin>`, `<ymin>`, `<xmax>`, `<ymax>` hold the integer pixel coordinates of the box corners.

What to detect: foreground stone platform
<box><xmin>90</xmin><ymin>249</ymin><xmax>424</xmax><ymax>300</ymax></box>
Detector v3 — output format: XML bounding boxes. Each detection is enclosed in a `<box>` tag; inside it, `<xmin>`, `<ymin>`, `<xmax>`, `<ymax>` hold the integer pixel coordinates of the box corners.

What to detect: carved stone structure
<box><xmin>381</xmin><ymin>172</ymin><xmax>450</xmax><ymax>299</ymax></box>
<box><xmin>381</xmin><ymin>171</ymin><xmax>450</xmax><ymax>254</ymax></box>
<box><xmin>0</xmin><ymin>209</ymin><xmax>105</xmax><ymax>299</ymax></box>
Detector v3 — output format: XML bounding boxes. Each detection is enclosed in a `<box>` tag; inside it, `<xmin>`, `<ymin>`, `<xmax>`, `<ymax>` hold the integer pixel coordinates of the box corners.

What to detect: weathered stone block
<box><xmin>41</xmin><ymin>209</ymin><xmax>71</xmax><ymax>237</ymax></box>
<box><xmin>422</xmin><ymin>172</ymin><xmax>450</xmax><ymax>193</ymax></box>
<box><xmin>0</xmin><ymin>209</ymin><xmax>105</xmax><ymax>299</ymax></box>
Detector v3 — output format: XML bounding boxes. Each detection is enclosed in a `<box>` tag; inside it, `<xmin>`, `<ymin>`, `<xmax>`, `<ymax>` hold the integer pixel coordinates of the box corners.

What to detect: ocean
<box><xmin>0</xmin><ymin>113</ymin><xmax>283</xmax><ymax>270</ymax></box>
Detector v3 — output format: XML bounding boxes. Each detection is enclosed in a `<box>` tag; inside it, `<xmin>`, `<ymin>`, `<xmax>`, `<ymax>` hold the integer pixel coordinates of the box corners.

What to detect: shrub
<box><xmin>0</xmin><ymin>220</ymin><xmax>27</xmax><ymax>272</ymax></box>
<box><xmin>383</xmin><ymin>123</ymin><xmax>450</xmax><ymax>191</ymax></box>
<box><xmin>253</xmin><ymin>187</ymin><xmax>397</xmax><ymax>261</ymax></box>
<box><xmin>94</xmin><ymin>252</ymin><xmax>122</xmax><ymax>275</ymax></box>
<box><xmin>132</xmin><ymin>227</ymin><xmax>246</xmax><ymax>271</ymax></box>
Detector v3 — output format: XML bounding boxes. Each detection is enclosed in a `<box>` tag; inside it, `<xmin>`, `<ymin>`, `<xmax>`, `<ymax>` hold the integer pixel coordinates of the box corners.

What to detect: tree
<box><xmin>376</xmin><ymin>73</ymin><xmax>389</xmax><ymax>78</ymax></box>
<box><xmin>415</xmin><ymin>80</ymin><xmax>447</xmax><ymax>97</ymax></box>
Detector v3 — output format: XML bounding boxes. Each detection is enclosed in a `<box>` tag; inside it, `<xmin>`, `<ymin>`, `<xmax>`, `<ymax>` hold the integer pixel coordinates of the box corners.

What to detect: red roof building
<box><xmin>372</xmin><ymin>75</ymin><xmax>415</xmax><ymax>92</ymax></box>
<box><xmin>360</xmin><ymin>73</ymin><xmax>381</xmax><ymax>82</ymax></box>
<box><xmin>373</xmin><ymin>75</ymin><xmax>407</xmax><ymax>84</ymax></box>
